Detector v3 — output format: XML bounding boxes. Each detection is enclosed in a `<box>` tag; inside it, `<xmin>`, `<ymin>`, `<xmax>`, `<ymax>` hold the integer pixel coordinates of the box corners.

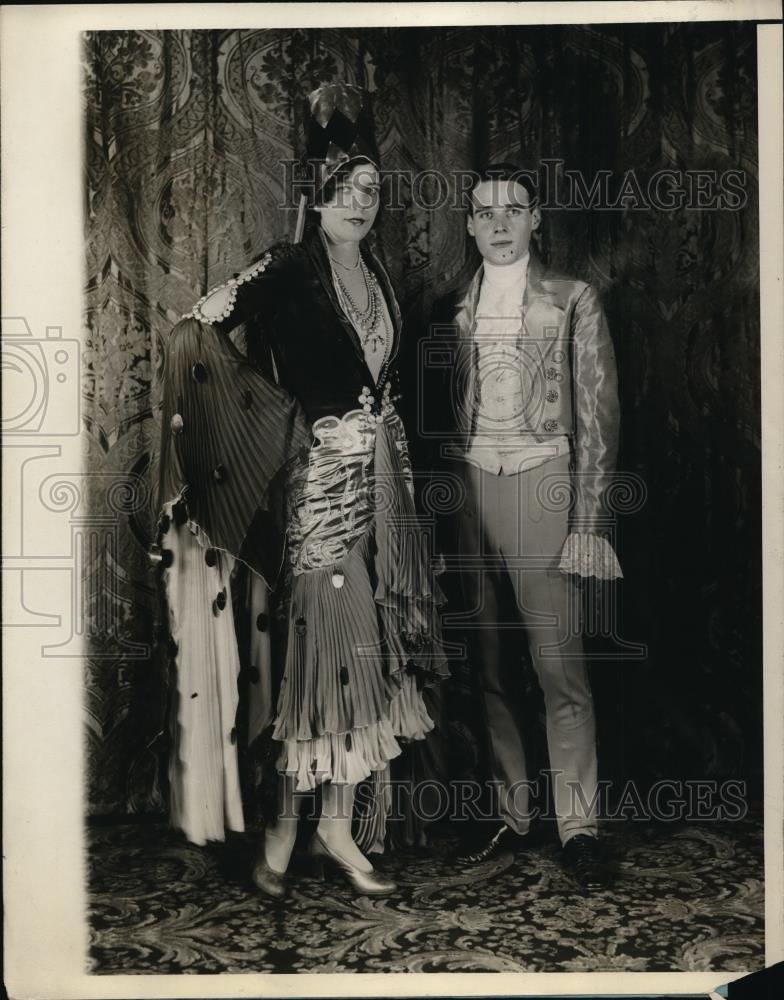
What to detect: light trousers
<box><xmin>457</xmin><ymin>453</ymin><xmax>599</xmax><ymax>844</ymax></box>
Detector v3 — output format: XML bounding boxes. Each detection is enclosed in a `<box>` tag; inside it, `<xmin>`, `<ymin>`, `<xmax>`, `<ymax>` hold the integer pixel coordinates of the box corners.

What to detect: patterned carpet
<box><xmin>88</xmin><ymin>817</ymin><xmax>764</xmax><ymax>974</ymax></box>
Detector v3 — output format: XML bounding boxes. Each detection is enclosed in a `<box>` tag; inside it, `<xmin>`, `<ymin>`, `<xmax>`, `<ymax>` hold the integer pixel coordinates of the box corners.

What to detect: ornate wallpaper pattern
<box><xmin>83</xmin><ymin>25</ymin><xmax>760</xmax><ymax>816</ymax></box>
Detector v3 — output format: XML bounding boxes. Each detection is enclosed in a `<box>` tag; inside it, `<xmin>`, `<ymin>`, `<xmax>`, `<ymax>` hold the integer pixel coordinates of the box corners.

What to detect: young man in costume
<box><xmin>428</xmin><ymin>164</ymin><xmax>621</xmax><ymax>889</ymax></box>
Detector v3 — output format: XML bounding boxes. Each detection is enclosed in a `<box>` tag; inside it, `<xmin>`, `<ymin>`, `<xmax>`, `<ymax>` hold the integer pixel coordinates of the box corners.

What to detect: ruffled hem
<box><xmin>276</xmin><ymin>717</ymin><xmax>402</xmax><ymax>790</ymax></box>
<box><xmin>275</xmin><ymin>672</ymin><xmax>435</xmax><ymax>792</ymax></box>
<box><xmin>559</xmin><ymin>531</ymin><xmax>623</xmax><ymax>579</ymax></box>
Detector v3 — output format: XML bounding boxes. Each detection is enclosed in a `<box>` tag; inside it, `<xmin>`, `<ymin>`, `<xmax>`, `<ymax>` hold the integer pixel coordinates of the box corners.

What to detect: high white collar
<box><xmin>481</xmin><ymin>252</ymin><xmax>529</xmax><ymax>289</ymax></box>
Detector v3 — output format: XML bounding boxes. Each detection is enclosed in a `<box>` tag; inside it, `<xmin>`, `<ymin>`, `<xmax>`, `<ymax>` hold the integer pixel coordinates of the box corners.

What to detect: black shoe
<box><xmin>561</xmin><ymin>834</ymin><xmax>612</xmax><ymax>890</ymax></box>
<box><xmin>454</xmin><ymin>823</ymin><xmax>529</xmax><ymax>865</ymax></box>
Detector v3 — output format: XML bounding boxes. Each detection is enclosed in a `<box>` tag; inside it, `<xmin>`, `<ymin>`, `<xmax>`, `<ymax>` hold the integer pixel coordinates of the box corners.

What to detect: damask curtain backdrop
<box><xmin>83</xmin><ymin>25</ymin><xmax>760</xmax><ymax>817</ymax></box>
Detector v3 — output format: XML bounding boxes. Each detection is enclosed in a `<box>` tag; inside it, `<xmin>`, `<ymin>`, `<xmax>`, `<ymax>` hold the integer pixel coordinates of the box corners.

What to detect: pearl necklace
<box><xmin>330</xmin><ymin>255</ymin><xmax>390</xmax><ymax>356</ymax></box>
<box><xmin>330</xmin><ymin>251</ymin><xmax>362</xmax><ymax>271</ymax></box>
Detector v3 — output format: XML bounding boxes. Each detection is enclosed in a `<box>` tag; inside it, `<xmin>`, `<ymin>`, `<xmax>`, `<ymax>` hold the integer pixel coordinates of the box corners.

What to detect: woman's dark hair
<box><xmin>469</xmin><ymin>162</ymin><xmax>539</xmax><ymax>212</ymax></box>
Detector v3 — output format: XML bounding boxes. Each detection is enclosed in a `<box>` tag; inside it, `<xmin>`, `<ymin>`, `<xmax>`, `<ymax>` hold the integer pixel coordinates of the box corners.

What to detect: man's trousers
<box><xmin>456</xmin><ymin>452</ymin><xmax>599</xmax><ymax>844</ymax></box>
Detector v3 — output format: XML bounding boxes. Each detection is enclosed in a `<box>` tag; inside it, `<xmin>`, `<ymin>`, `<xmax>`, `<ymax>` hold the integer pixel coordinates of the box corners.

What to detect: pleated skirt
<box><xmin>272</xmin><ymin>408</ymin><xmax>448</xmax><ymax>790</ymax></box>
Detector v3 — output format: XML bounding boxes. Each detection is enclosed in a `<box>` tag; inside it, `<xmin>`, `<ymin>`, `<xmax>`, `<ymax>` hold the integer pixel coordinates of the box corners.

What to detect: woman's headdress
<box><xmin>294</xmin><ymin>82</ymin><xmax>380</xmax><ymax>242</ymax></box>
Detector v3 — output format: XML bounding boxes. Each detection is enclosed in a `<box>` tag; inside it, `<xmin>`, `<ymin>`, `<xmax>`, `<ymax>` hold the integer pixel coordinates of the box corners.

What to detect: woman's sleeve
<box><xmin>157</xmin><ymin>245</ymin><xmax>310</xmax><ymax>587</ymax></box>
<box><xmin>184</xmin><ymin>248</ymin><xmax>278</xmax><ymax>331</ymax></box>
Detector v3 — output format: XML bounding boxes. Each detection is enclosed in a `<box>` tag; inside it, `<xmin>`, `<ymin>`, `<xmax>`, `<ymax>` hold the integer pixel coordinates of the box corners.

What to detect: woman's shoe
<box><xmin>252</xmin><ymin>852</ymin><xmax>287</xmax><ymax>900</ymax></box>
<box><xmin>308</xmin><ymin>832</ymin><xmax>397</xmax><ymax>897</ymax></box>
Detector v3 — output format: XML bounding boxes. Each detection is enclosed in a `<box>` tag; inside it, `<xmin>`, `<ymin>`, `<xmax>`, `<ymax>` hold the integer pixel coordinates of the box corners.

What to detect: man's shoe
<box><xmin>561</xmin><ymin>834</ymin><xmax>612</xmax><ymax>890</ymax></box>
<box><xmin>454</xmin><ymin>823</ymin><xmax>529</xmax><ymax>865</ymax></box>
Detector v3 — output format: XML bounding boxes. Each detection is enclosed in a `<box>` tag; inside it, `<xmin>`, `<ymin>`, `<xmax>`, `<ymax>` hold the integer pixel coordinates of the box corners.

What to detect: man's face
<box><xmin>467</xmin><ymin>179</ymin><xmax>541</xmax><ymax>265</ymax></box>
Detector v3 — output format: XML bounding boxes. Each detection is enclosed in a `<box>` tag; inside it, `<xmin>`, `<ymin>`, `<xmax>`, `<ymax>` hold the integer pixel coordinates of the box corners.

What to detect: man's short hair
<box><xmin>469</xmin><ymin>163</ymin><xmax>539</xmax><ymax>212</ymax></box>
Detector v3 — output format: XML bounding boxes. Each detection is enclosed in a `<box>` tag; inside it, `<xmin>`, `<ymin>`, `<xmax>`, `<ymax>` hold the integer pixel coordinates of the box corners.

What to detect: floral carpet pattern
<box><xmin>88</xmin><ymin>818</ymin><xmax>764</xmax><ymax>973</ymax></box>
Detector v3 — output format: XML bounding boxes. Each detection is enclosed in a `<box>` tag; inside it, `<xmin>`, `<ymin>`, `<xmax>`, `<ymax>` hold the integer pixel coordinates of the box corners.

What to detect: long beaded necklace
<box><xmin>329</xmin><ymin>250</ymin><xmax>390</xmax><ymax>357</ymax></box>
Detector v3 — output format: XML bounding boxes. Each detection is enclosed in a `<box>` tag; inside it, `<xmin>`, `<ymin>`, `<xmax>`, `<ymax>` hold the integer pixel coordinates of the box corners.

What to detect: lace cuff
<box><xmin>559</xmin><ymin>532</ymin><xmax>623</xmax><ymax>580</ymax></box>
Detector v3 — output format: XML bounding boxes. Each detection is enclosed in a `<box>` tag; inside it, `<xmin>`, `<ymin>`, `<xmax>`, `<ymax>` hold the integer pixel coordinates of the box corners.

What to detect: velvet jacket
<box><xmin>203</xmin><ymin>225</ymin><xmax>403</xmax><ymax>423</ymax></box>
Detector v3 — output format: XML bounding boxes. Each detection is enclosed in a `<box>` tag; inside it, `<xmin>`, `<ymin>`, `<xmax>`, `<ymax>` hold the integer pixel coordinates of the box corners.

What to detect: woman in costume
<box><xmin>154</xmin><ymin>84</ymin><xmax>447</xmax><ymax>899</ymax></box>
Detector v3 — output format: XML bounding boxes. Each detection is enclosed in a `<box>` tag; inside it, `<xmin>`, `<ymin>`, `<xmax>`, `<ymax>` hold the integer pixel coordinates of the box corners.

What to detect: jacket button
<box><xmin>192</xmin><ymin>362</ymin><xmax>208</xmax><ymax>383</ymax></box>
<box><xmin>213</xmin><ymin>464</ymin><xmax>227</xmax><ymax>483</ymax></box>
<box><xmin>340</xmin><ymin>665</ymin><xmax>349</xmax><ymax>685</ymax></box>
<box><xmin>256</xmin><ymin>612</ymin><xmax>269</xmax><ymax>632</ymax></box>
<box><xmin>204</xmin><ymin>547</ymin><xmax>217</xmax><ymax>567</ymax></box>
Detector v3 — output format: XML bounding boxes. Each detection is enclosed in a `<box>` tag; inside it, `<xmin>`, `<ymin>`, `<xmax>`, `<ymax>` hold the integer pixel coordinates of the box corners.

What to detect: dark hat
<box><xmin>305</xmin><ymin>82</ymin><xmax>380</xmax><ymax>191</ymax></box>
<box><xmin>294</xmin><ymin>82</ymin><xmax>380</xmax><ymax>241</ymax></box>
